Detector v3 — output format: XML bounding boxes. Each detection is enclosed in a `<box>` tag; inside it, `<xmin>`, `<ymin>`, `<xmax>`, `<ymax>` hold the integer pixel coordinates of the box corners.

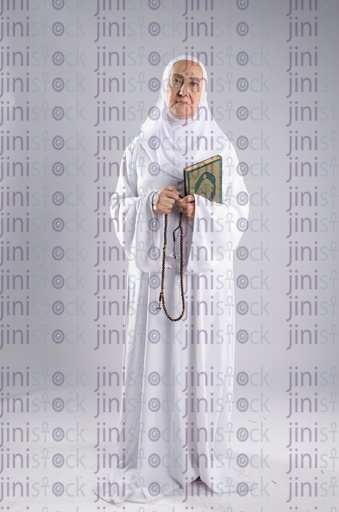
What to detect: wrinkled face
<box><xmin>166</xmin><ymin>60</ymin><xmax>203</xmax><ymax>120</ymax></box>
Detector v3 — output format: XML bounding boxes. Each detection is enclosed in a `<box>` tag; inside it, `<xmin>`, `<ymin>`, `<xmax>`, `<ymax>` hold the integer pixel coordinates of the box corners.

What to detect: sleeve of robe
<box><xmin>186</xmin><ymin>140</ymin><xmax>249</xmax><ymax>274</ymax></box>
<box><xmin>110</xmin><ymin>141</ymin><xmax>164</xmax><ymax>273</ymax></box>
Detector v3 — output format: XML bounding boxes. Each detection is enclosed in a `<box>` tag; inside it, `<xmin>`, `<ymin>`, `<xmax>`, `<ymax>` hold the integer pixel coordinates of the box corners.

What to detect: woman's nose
<box><xmin>179</xmin><ymin>83</ymin><xmax>188</xmax><ymax>96</ymax></box>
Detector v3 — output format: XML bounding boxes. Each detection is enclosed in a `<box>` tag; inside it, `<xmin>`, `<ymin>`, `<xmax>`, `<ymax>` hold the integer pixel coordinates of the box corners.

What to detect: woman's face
<box><xmin>166</xmin><ymin>60</ymin><xmax>203</xmax><ymax>119</ymax></box>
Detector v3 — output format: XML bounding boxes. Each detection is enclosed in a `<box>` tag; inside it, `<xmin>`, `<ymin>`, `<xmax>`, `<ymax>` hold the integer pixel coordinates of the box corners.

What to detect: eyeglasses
<box><xmin>169</xmin><ymin>75</ymin><xmax>201</xmax><ymax>90</ymax></box>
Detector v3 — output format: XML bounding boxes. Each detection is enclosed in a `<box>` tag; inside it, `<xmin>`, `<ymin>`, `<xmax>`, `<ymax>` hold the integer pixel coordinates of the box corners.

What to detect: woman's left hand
<box><xmin>176</xmin><ymin>195</ymin><xmax>195</xmax><ymax>221</ymax></box>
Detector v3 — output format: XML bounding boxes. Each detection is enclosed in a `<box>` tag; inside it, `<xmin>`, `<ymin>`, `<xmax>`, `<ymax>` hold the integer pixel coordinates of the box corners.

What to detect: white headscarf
<box><xmin>136</xmin><ymin>55</ymin><xmax>231</xmax><ymax>179</ymax></box>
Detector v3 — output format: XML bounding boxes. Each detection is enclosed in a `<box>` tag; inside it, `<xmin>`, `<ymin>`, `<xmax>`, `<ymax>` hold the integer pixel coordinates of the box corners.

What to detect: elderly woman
<box><xmin>104</xmin><ymin>56</ymin><xmax>249</xmax><ymax>503</ymax></box>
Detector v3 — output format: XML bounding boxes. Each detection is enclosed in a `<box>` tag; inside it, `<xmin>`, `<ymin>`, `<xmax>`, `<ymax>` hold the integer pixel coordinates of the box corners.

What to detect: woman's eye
<box><xmin>171</xmin><ymin>78</ymin><xmax>182</xmax><ymax>86</ymax></box>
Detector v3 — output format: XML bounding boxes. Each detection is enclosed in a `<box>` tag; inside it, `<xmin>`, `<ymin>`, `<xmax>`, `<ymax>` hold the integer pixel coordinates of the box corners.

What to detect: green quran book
<box><xmin>184</xmin><ymin>155</ymin><xmax>222</xmax><ymax>203</ymax></box>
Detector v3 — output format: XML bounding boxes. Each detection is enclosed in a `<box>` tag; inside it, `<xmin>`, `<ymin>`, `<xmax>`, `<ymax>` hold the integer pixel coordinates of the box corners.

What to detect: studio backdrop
<box><xmin>2</xmin><ymin>1</ymin><xmax>338</xmax><ymax>511</ymax></box>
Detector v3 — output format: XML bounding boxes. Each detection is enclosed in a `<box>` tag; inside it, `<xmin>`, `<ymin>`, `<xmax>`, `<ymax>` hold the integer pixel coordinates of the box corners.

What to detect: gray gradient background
<box><xmin>3</xmin><ymin>0</ymin><xmax>338</xmax><ymax>511</ymax></box>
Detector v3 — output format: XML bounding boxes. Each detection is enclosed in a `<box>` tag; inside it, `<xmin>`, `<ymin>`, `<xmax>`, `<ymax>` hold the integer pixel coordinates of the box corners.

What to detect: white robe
<box><xmin>104</xmin><ymin>135</ymin><xmax>249</xmax><ymax>503</ymax></box>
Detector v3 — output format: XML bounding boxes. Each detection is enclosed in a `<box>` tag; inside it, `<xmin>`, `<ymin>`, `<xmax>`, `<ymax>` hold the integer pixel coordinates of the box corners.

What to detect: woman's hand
<box><xmin>154</xmin><ymin>186</ymin><xmax>180</xmax><ymax>214</ymax></box>
<box><xmin>176</xmin><ymin>195</ymin><xmax>195</xmax><ymax>221</ymax></box>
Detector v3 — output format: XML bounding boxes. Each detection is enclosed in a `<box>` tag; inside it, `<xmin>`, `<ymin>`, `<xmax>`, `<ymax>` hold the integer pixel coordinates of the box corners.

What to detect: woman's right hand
<box><xmin>153</xmin><ymin>186</ymin><xmax>180</xmax><ymax>214</ymax></box>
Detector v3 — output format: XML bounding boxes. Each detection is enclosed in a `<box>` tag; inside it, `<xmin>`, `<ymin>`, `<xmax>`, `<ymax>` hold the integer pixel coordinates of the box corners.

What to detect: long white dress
<box><xmin>103</xmin><ymin>132</ymin><xmax>249</xmax><ymax>503</ymax></box>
